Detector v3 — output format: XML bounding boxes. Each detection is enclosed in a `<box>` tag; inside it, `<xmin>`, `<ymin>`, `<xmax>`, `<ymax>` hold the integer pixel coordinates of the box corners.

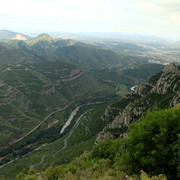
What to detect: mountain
<box><xmin>15</xmin><ymin>104</ymin><xmax>180</xmax><ymax>180</ymax></box>
<box><xmin>0</xmin><ymin>31</ymin><xmax>178</xmax><ymax>179</ymax></box>
<box><xmin>0</xmin><ymin>62</ymin><xmax>112</xmax><ymax>149</ymax></box>
<box><xmin>96</xmin><ymin>64</ymin><xmax>180</xmax><ymax>142</ymax></box>
<box><xmin>54</xmin><ymin>45</ymin><xmax>123</xmax><ymax>68</ymax></box>
<box><xmin>0</xmin><ymin>35</ymin><xmax>126</xmax><ymax>68</ymax></box>
<box><xmin>0</xmin><ymin>41</ymin><xmax>49</xmax><ymax>63</ymax></box>
<box><xmin>27</xmin><ymin>34</ymin><xmax>125</xmax><ymax>68</ymax></box>
<box><xmin>0</xmin><ymin>62</ymin><xmax>164</xmax><ymax>150</ymax></box>
<box><xmin>26</xmin><ymin>33</ymin><xmax>55</xmax><ymax>46</ymax></box>
<box><xmin>0</xmin><ymin>30</ymin><xmax>31</xmax><ymax>41</ymax></box>
<box><xmin>2</xmin><ymin>32</ymin><xmax>170</xmax><ymax>69</ymax></box>
<box><xmin>0</xmin><ymin>64</ymin><xmax>178</xmax><ymax>179</ymax></box>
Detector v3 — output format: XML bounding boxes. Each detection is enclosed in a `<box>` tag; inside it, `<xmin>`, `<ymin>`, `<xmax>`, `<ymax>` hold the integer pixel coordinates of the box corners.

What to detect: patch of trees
<box><xmin>0</xmin><ymin>124</ymin><xmax>64</xmax><ymax>166</ymax></box>
<box><xmin>92</xmin><ymin>105</ymin><xmax>180</xmax><ymax>179</ymax></box>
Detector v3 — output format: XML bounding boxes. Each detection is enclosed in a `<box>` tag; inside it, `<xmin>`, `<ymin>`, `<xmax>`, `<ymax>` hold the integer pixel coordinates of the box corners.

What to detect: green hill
<box><xmin>0</xmin><ymin>62</ymin><xmax>112</xmax><ymax>149</ymax></box>
<box><xmin>15</xmin><ymin>104</ymin><xmax>180</xmax><ymax>180</ymax></box>
<box><xmin>0</xmin><ymin>64</ymin><xmax>179</xmax><ymax>179</ymax></box>
<box><xmin>26</xmin><ymin>34</ymin><xmax>55</xmax><ymax>46</ymax></box>
<box><xmin>0</xmin><ymin>31</ymin><xmax>178</xmax><ymax>180</ymax></box>
<box><xmin>0</xmin><ymin>33</ymin><xmax>156</xmax><ymax>68</ymax></box>
<box><xmin>54</xmin><ymin>45</ymin><xmax>122</xmax><ymax>69</ymax></box>
<box><xmin>0</xmin><ymin>38</ymin><xmax>124</xmax><ymax>68</ymax></box>
<box><xmin>0</xmin><ymin>41</ymin><xmax>49</xmax><ymax>63</ymax></box>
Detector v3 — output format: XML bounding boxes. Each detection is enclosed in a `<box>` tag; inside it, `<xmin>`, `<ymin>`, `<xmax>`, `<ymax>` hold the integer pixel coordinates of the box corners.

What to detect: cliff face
<box><xmin>151</xmin><ymin>64</ymin><xmax>180</xmax><ymax>94</ymax></box>
<box><xmin>96</xmin><ymin>64</ymin><xmax>180</xmax><ymax>142</ymax></box>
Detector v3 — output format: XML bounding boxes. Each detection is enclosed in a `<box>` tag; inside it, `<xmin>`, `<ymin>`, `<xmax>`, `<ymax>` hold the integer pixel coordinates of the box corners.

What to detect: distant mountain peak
<box><xmin>26</xmin><ymin>33</ymin><xmax>54</xmax><ymax>46</ymax></box>
<box><xmin>36</xmin><ymin>33</ymin><xmax>54</xmax><ymax>41</ymax></box>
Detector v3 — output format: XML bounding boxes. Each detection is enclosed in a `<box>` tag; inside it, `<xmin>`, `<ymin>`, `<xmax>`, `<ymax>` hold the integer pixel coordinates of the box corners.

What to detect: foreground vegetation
<box><xmin>16</xmin><ymin>105</ymin><xmax>180</xmax><ymax>180</ymax></box>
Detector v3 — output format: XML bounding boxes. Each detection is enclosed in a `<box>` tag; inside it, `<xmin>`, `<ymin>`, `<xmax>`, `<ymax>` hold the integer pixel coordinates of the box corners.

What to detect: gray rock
<box><xmin>96</xmin><ymin>64</ymin><xmax>180</xmax><ymax>143</ymax></box>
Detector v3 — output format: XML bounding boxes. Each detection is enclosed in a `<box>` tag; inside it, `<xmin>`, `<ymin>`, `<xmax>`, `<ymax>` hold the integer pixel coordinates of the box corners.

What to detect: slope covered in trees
<box><xmin>0</xmin><ymin>64</ymin><xmax>177</xmax><ymax>179</ymax></box>
<box><xmin>16</xmin><ymin>105</ymin><xmax>180</xmax><ymax>180</ymax></box>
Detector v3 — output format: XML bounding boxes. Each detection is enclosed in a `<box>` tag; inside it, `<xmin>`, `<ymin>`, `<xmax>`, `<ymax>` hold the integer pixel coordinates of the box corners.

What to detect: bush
<box><xmin>120</xmin><ymin>105</ymin><xmax>180</xmax><ymax>179</ymax></box>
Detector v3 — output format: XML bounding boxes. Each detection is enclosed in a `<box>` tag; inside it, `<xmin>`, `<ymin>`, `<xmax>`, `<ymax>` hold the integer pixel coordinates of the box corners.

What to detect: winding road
<box><xmin>30</xmin><ymin>109</ymin><xmax>92</xmax><ymax>169</ymax></box>
<box><xmin>1</xmin><ymin>101</ymin><xmax>103</xmax><ymax>170</ymax></box>
<box><xmin>12</xmin><ymin>102</ymin><xmax>74</xmax><ymax>144</ymax></box>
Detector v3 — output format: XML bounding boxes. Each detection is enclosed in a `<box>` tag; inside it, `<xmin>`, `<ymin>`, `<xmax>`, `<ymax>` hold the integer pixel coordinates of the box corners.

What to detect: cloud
<box><xmin>134</xmin><ymin>0</ymin><xmax>180</xmax><ymax>29</ymax></box>
<box><xmin>0</xmin><ymin>0</ymin><xmax>179</xmax><ymax>38</ymax></box>
<box><xmin>0</xmin><ymin>0</ymin><xmax>112</xmax><ymax>21</ymax></box>
<box><xmin>134</xmin><ymin>0</ymin><xmax>180</xmax><ymax>13</ymax></box>
<box><xmin>55</xmin><ymin>0</ymin><xmax>110</xmax><ymax>8</ymax></box>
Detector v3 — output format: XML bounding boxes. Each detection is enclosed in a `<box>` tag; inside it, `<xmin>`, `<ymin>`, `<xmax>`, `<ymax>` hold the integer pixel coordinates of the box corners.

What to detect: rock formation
<box><xmin>96</xmin><ymin>64</ymin><xmax>180</xmax><ymax>142</ymax></box>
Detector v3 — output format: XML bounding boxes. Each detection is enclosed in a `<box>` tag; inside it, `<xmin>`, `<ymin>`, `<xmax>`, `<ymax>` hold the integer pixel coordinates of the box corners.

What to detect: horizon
<box><xmin>0</xmin><ymin>0</ymin><xmax>180</xmax><ymax>40</ymax></box>
<box><xmin>1</xmin><ymin>29</ymin><xmax>178</xmax><ymax>42</ymax></box>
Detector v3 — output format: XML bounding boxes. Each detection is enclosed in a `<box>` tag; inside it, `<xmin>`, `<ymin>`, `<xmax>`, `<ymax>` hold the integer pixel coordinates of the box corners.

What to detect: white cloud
<box><xmin>134</xmin><ymin>0</ymin><xmax>180</xmax><ymax>14</ymax></box>
<box><xmin>0</xmin><ymin>0</ymin><xmax>112</xmax><ymax>21</ymax></box>
<box><xmin>0</xmin><ymin>0</ymin><xmax>179</xmax><ymax>38</ymax></box>
<box><xmin>134</xmin><ymin>0</ymin><xmax>180</xmax><ymax>32</ymax></box>
<box><xmin>171</xmin><ymin>13</ymin><xmax>180</xmax><ymax>27</ymax></box>
<box><xmin>55</xmin><ymin>0</ymin><xmax>110</xmax><ymax>8</ymax></box>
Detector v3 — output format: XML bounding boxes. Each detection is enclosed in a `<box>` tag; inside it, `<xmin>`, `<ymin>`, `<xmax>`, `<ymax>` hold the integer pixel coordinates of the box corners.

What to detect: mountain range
<box><xmin>0</xmin><ymin>33</ymin><xmax>125</xmax><ymax>68</ymax></box>
<box><xmin>0</xmin><ymin>63</ymin><xmax>179</xmax><ymax>179</ymax></box>
<box><xmin>0</xmin><ymin>30</ymin><xmax>179</xmax><ymax>179</ymax></box>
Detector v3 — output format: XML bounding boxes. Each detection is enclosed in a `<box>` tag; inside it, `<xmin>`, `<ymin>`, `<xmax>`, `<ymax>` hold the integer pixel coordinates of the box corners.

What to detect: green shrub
<box><xmin>120</xmin><ymin>105</ymin><xmax>180</xmax><ymax>179</ymax></box>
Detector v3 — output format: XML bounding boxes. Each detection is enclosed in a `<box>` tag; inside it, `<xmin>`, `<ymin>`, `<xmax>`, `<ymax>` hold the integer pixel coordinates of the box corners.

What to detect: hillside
<box><xmin>27</xmin><ymin>34</ymin><xmax>124</xmax><ymax>68</ymax></box>
<box><xmin>0</xmin><ymin>37</ymin><xmax>123</xmax><ymax>68</ymax></box>
<box><xmin>0</xmin><ymin>33</ymin><xmax>152</xmax><ymax>68</ymax></box>
<box><xmin>88</xmin><ymin>64</ymin><xmax>164</xmax><ymax>96</ymax></box>
<box><xmin>16</xmin><ymin>104</ymin><xmax>180</xmax><ymax>180</ymax></box>
<box><xmin>96</xmin><ymin>64</ymin><xmax>180</xmax><ymax>142</ymax></box>
<box><xmin>26</xmin><ymin>34</ymin><xmax>55</xmax><ymax>46</ymax></box>
<box><xmin>0</xmin><ymin>30</ymin><xmax>31</xmax><ymax>41</ymax></box>
<box><xmin>0</xmin><ymin>62</ymin><xmax>164</xmax><ymax>149</ymax></box>
<box><xmin>0</xmin><ymin>64</ymin><xmax>179</xmax><ymax>179</ymax></box>
<box><xmin>0</xmin><ymin>62</ymin><xmax>112</xmax><ymax>149</ymax></box>
<box><xmin>118</xmin><ymin>63</ymin><xmax>164</xmax><ymax>80</ymax></box>
<box><xmin>0</xmin><ymin>41</ymin><xmax>50</xmax><ymax>63</ymax></box>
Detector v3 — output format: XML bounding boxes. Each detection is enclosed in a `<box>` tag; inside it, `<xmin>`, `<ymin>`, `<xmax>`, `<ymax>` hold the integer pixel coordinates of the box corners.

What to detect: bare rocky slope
<box><xmin>96</xmin><ymin>63</ymin><xmax>180</xmax><ymax>142</ymax></box>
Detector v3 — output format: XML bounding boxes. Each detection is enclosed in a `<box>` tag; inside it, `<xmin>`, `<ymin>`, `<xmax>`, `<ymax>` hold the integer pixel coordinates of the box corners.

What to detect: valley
<box><xmin>0</xmin><ymin>30</ymin><xmax>179</xmax><ymax>179</ymax></box>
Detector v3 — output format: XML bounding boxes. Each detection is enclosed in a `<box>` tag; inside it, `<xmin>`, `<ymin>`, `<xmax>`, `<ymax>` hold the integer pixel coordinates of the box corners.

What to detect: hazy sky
<box><xmin>0</xmin><ymin>0</ymin><xmax>180</xmax><ymax>39</ymax></box>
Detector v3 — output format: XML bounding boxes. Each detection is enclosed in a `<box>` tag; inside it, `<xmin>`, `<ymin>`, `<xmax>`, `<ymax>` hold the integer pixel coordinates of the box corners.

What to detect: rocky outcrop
<box><xmin>170</xmin><ymin>91</ymin><xmax>180</xmax><ymax>107</ymax></box>
<box><xmin>151</xmin><ymin>64</ymin><xmax>180</xmax><ymax>94</ymax></box>
<box><xmin>60</xmin><ymin>68</ymin><xmax>84</xmax><ymax>82</ymax></box>
<box><xmin>96</xmin><ymin>64</ymin><xmax>180</xmax><ymax>142</ymax></box>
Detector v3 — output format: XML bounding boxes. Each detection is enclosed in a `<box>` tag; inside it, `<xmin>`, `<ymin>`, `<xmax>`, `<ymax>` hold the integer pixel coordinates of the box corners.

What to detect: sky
<box><xmin>0</xmin><ymin>0</ymin><xmax>180</xmax><ymax>39</ymax></box>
